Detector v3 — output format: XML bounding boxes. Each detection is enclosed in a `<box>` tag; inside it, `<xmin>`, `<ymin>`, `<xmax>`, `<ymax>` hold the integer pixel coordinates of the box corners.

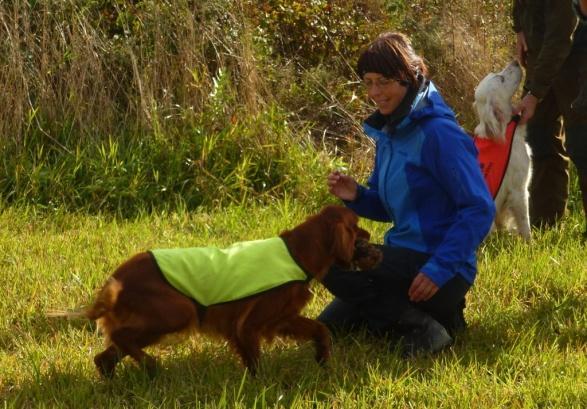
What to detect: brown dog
<box><xmin>86</xmin><ymin>205</ymin><xmax>381</xmax><ymax>377</ymax></box>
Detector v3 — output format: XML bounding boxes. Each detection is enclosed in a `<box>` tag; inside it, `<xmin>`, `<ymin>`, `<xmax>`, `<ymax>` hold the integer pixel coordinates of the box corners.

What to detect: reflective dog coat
<box><xmin>150</xmin><ymin>237</ymin><xmax>309</xmax><ymax>307</ymax></box>
<box><xmin>474</xmin><ymin>116</ymin><xmax>520</xmax><ymax>199</ymax></box>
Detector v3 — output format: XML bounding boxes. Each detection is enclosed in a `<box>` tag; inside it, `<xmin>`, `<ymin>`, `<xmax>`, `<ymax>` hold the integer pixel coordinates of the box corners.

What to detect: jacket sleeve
<box><xmin>344</xmin><ymin>150</ymin><xmax>392</xmax><ymax>223</ymax></box>
<box><xmin>526</xmin><ymin>0</ymin><xmax>578</xmax><ymax>99</ymax></box>
<box><xmin>418</xmin><ymin>120</ymin><xmax>496</xmax><ymax>287</ymax></box>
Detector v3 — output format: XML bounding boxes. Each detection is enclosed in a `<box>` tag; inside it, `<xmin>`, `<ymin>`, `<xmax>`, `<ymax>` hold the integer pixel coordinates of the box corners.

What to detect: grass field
<box><xmin>1</xmin><ymin>201</ymin><xmax>586</xmax><ymax>408</ymax></box>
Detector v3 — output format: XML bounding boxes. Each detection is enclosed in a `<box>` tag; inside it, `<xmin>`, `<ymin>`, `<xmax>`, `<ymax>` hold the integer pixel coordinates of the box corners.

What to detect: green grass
<box><xmin>1</xmin><ymin>202</ymin><xmax>586</xmax><ymax>408</ymax></box>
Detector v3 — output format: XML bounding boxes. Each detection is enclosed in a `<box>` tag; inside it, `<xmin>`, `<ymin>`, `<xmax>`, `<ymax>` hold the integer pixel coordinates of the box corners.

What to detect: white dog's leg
<box><xmin>510</xmin><ymin>197</ymin><xmax>532</xmax><ymax>241</ymax></box>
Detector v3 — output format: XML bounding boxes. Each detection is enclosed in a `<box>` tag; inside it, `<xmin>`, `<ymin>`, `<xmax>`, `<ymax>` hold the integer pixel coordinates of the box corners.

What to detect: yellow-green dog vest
<box><xmin>150</xmin><ymin>237</ymin><xmax>309</xmax><ymax>307</ymax></box>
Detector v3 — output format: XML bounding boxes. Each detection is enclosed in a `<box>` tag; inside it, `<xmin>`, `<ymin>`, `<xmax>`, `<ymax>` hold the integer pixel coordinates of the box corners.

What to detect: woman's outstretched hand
<box><xmin>327</xmin><ymin>171</ymin><xmax>359</xmax><ymax>201</ymax></box>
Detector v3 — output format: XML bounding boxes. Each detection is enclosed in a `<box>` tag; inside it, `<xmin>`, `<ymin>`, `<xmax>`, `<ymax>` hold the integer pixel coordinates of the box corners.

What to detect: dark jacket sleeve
<box><xmin>526</xmin><ymin>0</ymin><xmax>578</xmax><ymax>99</ymax></box>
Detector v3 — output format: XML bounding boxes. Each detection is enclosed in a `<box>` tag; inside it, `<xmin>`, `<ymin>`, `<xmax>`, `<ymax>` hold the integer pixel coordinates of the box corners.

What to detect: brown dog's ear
<box><xmin>331</xmin><ymin>222</ymin><xmax>355</xmax><ymax>266</ymax></box>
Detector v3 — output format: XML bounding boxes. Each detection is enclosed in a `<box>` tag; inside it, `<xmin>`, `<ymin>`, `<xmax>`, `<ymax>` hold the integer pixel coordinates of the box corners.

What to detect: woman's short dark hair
<box><xmin>357</xmin><ymin>32</ymin><xmax>428</xmax><ymax>88</ymax></box>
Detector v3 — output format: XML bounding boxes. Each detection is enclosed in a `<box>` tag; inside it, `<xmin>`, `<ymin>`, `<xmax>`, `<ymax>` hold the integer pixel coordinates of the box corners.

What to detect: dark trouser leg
<box><xmin>528</xmin><ymin>156</ymin><xmax>569</xmax><ymax>227</ymax></box>
<box><xmin>560</xmin><ymin>52</ymin><xmax>587</xmax><ymax>236</ymax></box>
<box><xmin>571</xmin><ymin>47</ymin><xmax>587</xmax><ymax>113</ymax></box>
<box><xmin>319</xmin><ymin>245</ymin><xmax>429</xmax><ymax>335</ymax></box>
<box><xmin>317</xmin><ymin>297</ymin><xmax>367</xmax><ymax>335</ymax></box>
<box><xmin>417</xmin><ymin>275</ymin><xmax>470</xmax><ymax>336</ymax></box>
<box><xmin>525</xmin><ymin>90</ymin><xmax>569</xmax><ymax>228</ymax></box>
<box><xmin>318</xmin><ymin>245</ymin><xmax>470</xmax><ymax>351</ymax></box>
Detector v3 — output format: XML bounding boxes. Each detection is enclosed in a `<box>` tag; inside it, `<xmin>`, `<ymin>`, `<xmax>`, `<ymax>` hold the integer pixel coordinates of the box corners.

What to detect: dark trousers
<box><xmin>317</xmin><ymin>245</ymin><xmax>470</xmax><ymax>337</ymax></box>
<box><xmin>526</xmin><ymin>51</ymin><xmax>587</xmax><ymax>227</ymax></box>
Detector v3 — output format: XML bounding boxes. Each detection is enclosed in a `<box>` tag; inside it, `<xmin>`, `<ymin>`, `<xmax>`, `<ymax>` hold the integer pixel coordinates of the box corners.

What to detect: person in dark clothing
<box><xmin>513</xmin><ymin>0</ymin><xmax>587</xmax><ymax>236</ymax></box>
<box><xmin>572</xmin><ymin>0</ymin><xmax>587</xmax><ymax>111</ymax></box>
<box><xmin>317</xmin><ymin>32</ymin><xmax>495</xmax><ymax>357</ymax></box>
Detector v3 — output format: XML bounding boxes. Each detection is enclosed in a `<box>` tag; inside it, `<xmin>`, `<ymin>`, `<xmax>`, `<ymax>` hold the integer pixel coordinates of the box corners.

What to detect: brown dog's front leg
<box><xmin>231</xmin><ymin>332</ymin><xmax>261</xmax><ymax>376</ymax></box>
<box><xmin>277</xmin><ymin>316</ymin><xmax>332</xmax><ymax>365</ymax></box>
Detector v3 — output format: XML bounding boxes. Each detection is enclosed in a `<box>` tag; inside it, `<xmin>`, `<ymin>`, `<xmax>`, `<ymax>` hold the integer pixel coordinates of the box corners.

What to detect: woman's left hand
<box><xmin>408</xmin><ymin>272</ymin><xmax>439</xmax><ymax>302</ymax></box>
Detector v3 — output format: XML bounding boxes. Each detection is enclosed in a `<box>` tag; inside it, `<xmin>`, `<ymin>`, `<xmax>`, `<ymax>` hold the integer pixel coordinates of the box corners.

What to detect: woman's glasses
<box><xmin>362</xmin><ymin>77</ymin><xmax>402</xmax><ymax>90</ymax></box>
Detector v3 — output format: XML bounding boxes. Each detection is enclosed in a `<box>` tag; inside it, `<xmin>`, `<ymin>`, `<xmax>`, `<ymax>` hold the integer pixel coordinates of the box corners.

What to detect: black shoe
<box><xmin>396</xmin><ymin>308</ymin><xmax>453</xmax><ymax>358</ymax></box>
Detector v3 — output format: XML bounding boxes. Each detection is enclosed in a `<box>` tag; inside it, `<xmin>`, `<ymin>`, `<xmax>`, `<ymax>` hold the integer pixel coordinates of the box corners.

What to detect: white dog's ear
<box><xmin>476</xmin><ymin>94</ymin><xmax>508</xmax><ymax>140</ymax></box>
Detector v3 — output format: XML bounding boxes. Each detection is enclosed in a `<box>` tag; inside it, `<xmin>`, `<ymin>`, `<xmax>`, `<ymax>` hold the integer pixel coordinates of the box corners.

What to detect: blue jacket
<box><xmin>346</xmin><ymin>81</ymin><xmax>495</xmax><ymax>287</ymax></box>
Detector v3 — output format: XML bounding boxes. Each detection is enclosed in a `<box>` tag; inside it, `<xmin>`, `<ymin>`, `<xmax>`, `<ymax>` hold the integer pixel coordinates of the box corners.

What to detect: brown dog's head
<box><xmin>281</xmin><ymin>205</ymin><xmax>382</xmax><ymax>279</ymax></box>
<box><xmin>316</xmin><ymin>205</ymin><xmax>380</xmax><ymax>269</ymax></box>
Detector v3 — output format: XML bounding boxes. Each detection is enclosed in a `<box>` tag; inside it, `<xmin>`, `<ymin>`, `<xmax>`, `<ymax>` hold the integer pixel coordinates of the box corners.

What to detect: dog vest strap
<box><xmin>474</xmin><ymin>118</ymin><xmax>519</xmax><ymax>199</ymax></box>
<box><xmin>150</xmin><ymin>237</ymin><xmax>309</xmax><ymax>307</ymax></box>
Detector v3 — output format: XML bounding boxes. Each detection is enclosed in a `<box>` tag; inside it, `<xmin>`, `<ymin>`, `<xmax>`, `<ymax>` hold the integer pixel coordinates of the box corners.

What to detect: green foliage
<box><xmin>383</xmin><ymin>0</ymin><xmax>514</xmax><ymax>128</ymax></box>
<box><xmin>0</xmin><ymin>104</ymin><xmax>333</xmax><ymax>215</ymax></box>
<box><xmin>247</xmin><ymin>0</ymin><xmax>384</xmax><ymax>68</ymax></box>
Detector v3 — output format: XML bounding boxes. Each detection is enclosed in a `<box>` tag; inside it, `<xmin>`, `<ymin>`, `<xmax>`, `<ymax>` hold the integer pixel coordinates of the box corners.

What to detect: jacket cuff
<box><xmin>420</xmin><ymin>261</ymin><xmax>453</xmax><ymax>288</ymax></box>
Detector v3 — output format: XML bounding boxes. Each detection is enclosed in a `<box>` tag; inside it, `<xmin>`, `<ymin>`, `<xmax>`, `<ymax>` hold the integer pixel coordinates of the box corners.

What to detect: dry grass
<box><xmin>0</xmin><ymin>0</ymin><xmax>265</xmax><ymax>142</ymax></box>
<box><xmin>0</xmin><ymin>0</ymin><xmax>513</xmax><ymax>143</ymax></box>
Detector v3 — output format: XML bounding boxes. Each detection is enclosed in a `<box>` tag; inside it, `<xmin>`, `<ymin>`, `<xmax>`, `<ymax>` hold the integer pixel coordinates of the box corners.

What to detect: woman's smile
<box><xmin>363</xmin><ymin>73</ymin><xmax>409</xmax><ymax>115</ymax></box>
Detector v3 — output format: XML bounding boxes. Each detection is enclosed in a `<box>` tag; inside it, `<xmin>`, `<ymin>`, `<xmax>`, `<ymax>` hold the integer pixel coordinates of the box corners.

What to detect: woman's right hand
<box><xmin>327</xmin><ymin>171</ymin><xmax>359</xmax><ymax>201</ymax></box>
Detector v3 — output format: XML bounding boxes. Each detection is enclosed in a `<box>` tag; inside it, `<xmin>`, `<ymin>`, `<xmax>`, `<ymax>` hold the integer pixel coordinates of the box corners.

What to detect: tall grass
<box><xmin>0</xmin><ymin>0</ymin><xmax>517</xmax><ymax>215</ymax></box>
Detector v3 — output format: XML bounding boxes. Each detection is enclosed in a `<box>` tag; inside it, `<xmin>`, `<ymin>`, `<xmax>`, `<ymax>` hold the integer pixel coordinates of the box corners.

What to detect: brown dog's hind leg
<box><xmin>109</xmin><ymin>329</ymin><xmax>160</xmax><ymax>377</ymax></box>
<box><xmin>277</xmin><ymin>316</ymin><xmax>332</xmax><ymax>366</ymax></box>
<box><xmin>94</xmin><ymin>344</ymin><xmax>124</xmax><ymax>378</ymax></box>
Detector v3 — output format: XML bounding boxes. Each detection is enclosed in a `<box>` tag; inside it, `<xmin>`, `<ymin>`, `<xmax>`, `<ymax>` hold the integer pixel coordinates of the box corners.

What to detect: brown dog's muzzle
<box><xmin>350</xmin><ymin>238</ymin><xmax>383</xmax><ymax>271</ymax></box>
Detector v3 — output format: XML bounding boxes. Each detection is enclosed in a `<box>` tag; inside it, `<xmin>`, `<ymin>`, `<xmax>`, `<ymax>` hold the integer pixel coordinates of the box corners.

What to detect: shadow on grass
<box><xmin>457</xmin><ymin>284</ymin><xmax>586</xmax><ymax>364</ymax></box>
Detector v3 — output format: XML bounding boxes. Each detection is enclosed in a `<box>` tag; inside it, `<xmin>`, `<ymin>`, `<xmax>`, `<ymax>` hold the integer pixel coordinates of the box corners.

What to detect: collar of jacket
<box><xmin>364</xmin><ymin>75</ymin><xmax>424</xmax><ymax>133</ymax></box>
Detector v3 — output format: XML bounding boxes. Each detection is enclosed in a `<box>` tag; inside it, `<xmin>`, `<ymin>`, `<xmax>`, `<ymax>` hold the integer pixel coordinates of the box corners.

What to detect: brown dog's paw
<box><xmin>94</xmin><ymin>352</ymin><xmax>118</xmax><ymax>379</ymax></box>
<box><xmin>351</xmin><ymin>239</ymin><xmax>383</xmax><ymax>271</ymax></box>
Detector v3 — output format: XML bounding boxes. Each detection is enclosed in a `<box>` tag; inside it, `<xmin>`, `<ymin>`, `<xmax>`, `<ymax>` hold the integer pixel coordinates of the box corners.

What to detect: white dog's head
<box><xmin>473</xmin><ymin>61</ymin><xmax>522</xmax><ymax>141</ymax></box>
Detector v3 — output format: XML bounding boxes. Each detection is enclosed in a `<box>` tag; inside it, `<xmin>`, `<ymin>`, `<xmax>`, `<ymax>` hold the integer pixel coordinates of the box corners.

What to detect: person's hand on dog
<box><xmin>515</xmin><ymin>92</ymin><xmax>539</xmax><ymax>125</ymax></box>
<box><xmin>327</xmin><ymin>171</ymin><xmax>358</xmax><ymax>201</ymax></box>
<box><xmin>408</xmin><ymin>272</ymin><xmax>439</xmax><ymax>302</ymax></box>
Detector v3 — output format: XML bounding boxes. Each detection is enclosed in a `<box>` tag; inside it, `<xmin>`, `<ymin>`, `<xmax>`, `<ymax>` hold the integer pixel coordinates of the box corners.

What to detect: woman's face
<box><xmin>362</xmin><ymin>73</ymin><xmax>409</xmax><ymax>115</ymax></box>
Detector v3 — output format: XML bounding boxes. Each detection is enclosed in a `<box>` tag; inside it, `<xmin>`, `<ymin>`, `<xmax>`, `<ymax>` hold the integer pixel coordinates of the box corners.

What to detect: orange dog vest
<box><xmin>474</xmin><ymin>116</ymin><xmax>520</xmax><ymax>199</ymax></box>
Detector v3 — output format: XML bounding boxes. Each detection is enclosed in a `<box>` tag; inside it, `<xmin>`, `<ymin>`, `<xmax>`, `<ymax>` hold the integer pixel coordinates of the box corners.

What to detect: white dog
<box><xmin>473</xmin><ymin>61</ymin><xmax>532</xmax><ymax>240</ymax></box>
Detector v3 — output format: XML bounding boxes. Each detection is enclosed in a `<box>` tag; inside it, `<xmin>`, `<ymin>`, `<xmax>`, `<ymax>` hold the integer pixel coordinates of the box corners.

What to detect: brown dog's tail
<box><xmin>45</xmin><ymin>309</ymin><xmax>86</xmax><ymax>319</ymax></box>
<box><xmin>85</xmin><ymin>277</ymin><xmax>122</xmax><ymax>321</ymax></box>
<box><xmin>46</xmin><ymin>278</ymin><xmax>122</xmax><ymax>321</ymax></box>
